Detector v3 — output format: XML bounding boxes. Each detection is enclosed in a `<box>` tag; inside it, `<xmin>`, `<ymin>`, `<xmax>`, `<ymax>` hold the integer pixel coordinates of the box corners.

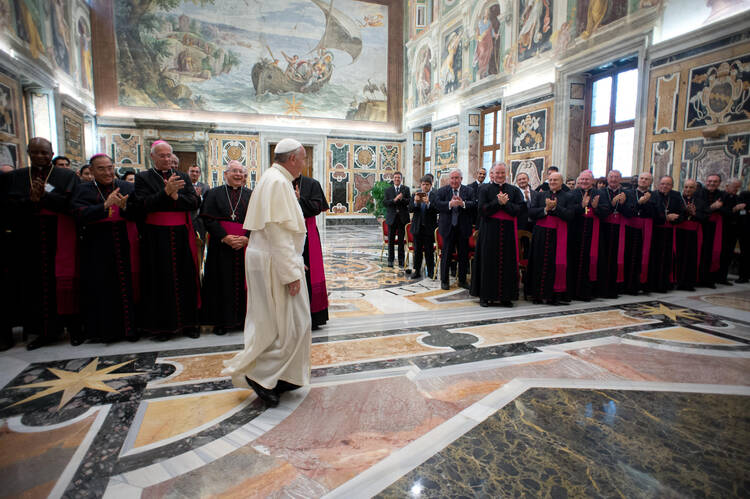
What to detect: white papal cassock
<box><xmin>221</xmin><ymin>163</ymin><xmax>311</xmax><ymax>390</ymax></box>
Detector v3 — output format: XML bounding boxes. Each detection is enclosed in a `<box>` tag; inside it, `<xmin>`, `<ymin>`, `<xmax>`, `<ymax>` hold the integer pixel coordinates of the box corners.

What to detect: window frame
<box><xmin>422</xmin><ymin>125</ymin><xmax>432</xmax><ymax>175</ymax></box>
<box><xmin>479</xmin><ymin>104</ymin><xmax>502</xmax><ymax>171</ymax></box>
<box><xmin>582</xmin><ymin>62</ymin><xmax>638</xmax><ymax>177</ymax></box>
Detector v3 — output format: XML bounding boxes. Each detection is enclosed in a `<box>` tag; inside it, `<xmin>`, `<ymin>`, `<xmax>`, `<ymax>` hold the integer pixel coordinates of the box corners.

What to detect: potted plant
<box><xmin>366</xmin><ymin>180</ymin><xmax>391</xmax><ymax>221</ymax></box>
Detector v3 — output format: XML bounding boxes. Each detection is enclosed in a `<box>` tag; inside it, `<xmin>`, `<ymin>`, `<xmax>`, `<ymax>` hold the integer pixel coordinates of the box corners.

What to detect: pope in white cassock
<box><xmin>221</xmin><ymin>138</ymin><xmax>311</xmax><ymax>407</ymax></box>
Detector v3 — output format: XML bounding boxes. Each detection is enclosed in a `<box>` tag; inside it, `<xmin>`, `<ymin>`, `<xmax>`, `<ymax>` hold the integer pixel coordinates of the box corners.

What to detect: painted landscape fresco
<box><xmin>114</xmin><ymin>0</ymin><xmax>389</xmax><ymax>121</ymax></box>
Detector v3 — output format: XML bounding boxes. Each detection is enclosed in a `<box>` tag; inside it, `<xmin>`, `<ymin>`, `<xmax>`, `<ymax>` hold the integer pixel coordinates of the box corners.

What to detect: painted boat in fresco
<box><xmin>251</xmin><ymin>0</ymin><xmax>362</xmax><ymax>97</ymax></box>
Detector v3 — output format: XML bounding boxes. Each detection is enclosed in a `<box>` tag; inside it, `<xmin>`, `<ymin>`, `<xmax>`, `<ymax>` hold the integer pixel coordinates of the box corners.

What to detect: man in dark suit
<box><xmin>514</xmin><ymin>171</ymin><xmax>535</xmax><ymax>231</ymax></box>
<box><xmin>468</xmin><ymin>167</ymin><xmax>486</xmax><ymax>228</ymax></box>
<box><xmin>409</xmin><ymin>175</ymin><xmax>438</xmax><ymax>279</ymax></box>
<box><xmin>383</xmin><ymin>171</ymin><xmax>410</xmax><ymax>267</ymax></box>
<box><xmin>436</xmin><ymin>169</ymin><xmax>476</xmax><ymax>290</ymax></box>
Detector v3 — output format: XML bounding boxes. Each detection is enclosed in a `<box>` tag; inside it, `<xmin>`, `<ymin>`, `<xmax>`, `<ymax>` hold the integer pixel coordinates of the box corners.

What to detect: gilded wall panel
<box><xmin>505</xmin><ymin>99</ymin><xmax>553</xmax><ymax>184</ymax></box>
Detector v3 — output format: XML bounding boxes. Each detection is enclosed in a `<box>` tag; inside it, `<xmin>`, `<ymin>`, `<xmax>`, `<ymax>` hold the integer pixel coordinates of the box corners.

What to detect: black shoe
<box><xmin>480</xmin><ymin>300</ymin><xmax>489</xmax><ymax>307</ymax></box>
<box><xmin>154</xmin><ymin>333</ymin><xmax>171</xmax><ymax>342</ymax></box>
<box><xmin>213</xmin><ymin>326</ymin><xmax>227</xmax><ymax>336</ymax></box>
<box><xmin>410</xmin><ymin>273</ymin><xmax>422</xmax><ymax>279</ymax></box>
<box><xmin>26</xmin><ymin>337</ymin><xmax>50</xmax><ymax>351</ymax></box>
<box><xmin>274</xmin><ymin>380</ymin><xmax>302</xmax><ymax>394</ymax></box>
<box><xmin>458</xmin><ymin>281</ymin><xmax>469</xmax><ymax>289</ymax></box>
<box><xmin>386</xmin><ymin>261</ymin><xmax>394</xmax><ymax>268</ymax></box>
<box><xmin>246</xmin><ymin>377</ymin><xmax>279</xmax><ymax>407</ymax></box>
<box><xmin>441</xmin><ymin>282</ymin><xmax>450</xmax><ymax>290</ymax></box>
<box><xmin>717</xmin><ymin>280</ymin><xmax>732</xmax><ymax>286</ymax></box>
<box><xmin>500</xmin><ymin>301</ymin><xmax>513</xmax><ymax>308</ymax></box>
<box><xmin>737</xmin><ymin>278</ymin><xmax>749</xmax><ymax>284</ymax></box>
<box><xmin>70</xmin><ymin>336</ymin><xmax>84</xmax><ymax>346</ymax></box>
<box><xmin>126</xmin><ymin>334</ymin><xmax>139</xmax><ymax>342</ymax></box>
<box><xmin>185</xmin><ymin>327</ymin><xmax>200</xmax><ymax>339</ymax></box>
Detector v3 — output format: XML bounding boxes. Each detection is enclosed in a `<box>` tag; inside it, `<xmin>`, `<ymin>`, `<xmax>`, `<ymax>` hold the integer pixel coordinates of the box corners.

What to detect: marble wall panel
<box><xmin>0</xmin><ymin>71</ymin><xmax>25</xmax><ymax>168</ymax></box>
<box><xmin>654</xmin><ymin>72</ymin><xmax>679</xmax><ymax>134</ymax></box>
<box><xmin>505</xmin><ymin>99</ymin><xmax>553</xmax><ymax>183</ymax></box>
<box><xmin>61</xmin><ymin>105</ymin><xmax>85</xmax><ymax>166</ymax></box>
<box><xmin>98</xmin><ymin>128</ymin><xmax>145</xmax><ymax>170</ymax></box>
<box><xmin>206</xmin><ymin>133</ymin><xmax>259</xmax><ymax>189</ymax></box>
<box><xmin>326</xmin><ymin>139</ymin><xmax>403</xmax><ymax>216</ymax></box>
<box><xmin>650</xmin><ymin>140</ymin><xmax>674</xmax><ymax>181</ymax></box>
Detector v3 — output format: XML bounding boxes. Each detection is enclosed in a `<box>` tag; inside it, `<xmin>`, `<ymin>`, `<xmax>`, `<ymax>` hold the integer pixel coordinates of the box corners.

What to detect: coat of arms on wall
<box><xmin>511</xmin><ymin>110</ymin><xmax>546</xmax><ymax>153</ymax></box>
<box><xmin>435</xmin><ymin>130</ymin><xmax>458</xmax><ymax>166</ymax></box>
<box><xmin>686</xmin><ymin>53</ymin><xmax>750</xmax><ymax>129</ymax></box>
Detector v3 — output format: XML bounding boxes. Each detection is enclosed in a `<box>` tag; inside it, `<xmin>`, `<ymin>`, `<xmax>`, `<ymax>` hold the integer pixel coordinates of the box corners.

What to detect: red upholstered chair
<box><xmin>405</xmin><ymin>223</ymin><xmax>415</xmax><ymax>271</ymax></box>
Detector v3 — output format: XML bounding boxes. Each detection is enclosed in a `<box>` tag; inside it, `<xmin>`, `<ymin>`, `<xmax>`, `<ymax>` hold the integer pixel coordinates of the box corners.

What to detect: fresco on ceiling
<box><xmin>573</xmin><ymin>0</ymin><xmax>628</xmax><ymax>40</ymax></box>
<box><xmin>1</xmin><ymin>1</ymin><xmax>91</xmax><ymax>93</ymax></box>
<box><xmin>517</xmin><ymin>0</ymin><xmax>553</xmax><ymax>62</ymax></box>
<box><xmin>113</xmin><ymin>0</ymin><xmax>389</xmax><ymax>122</ymax></box>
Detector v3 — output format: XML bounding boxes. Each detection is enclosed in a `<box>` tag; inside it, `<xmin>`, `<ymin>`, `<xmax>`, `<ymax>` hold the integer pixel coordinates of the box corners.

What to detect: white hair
<box><xmin>150</xmin><ymin>141</ymin><xmax>173</xmax><ymax>155</ymax></box>
<box><xmin>449</xmin><ymin>168</ymin><xmax>463</xmax><ymax>178</ymax></box>
<box><xmin>225</xmin><ymin>160</ymin><xmax>247</xmax><ymax>173</ymax></box>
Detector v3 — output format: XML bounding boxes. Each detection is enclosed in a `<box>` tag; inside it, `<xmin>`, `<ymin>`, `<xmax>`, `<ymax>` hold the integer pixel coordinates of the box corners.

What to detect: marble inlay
<box><xmin>328</xmin><ymin>298</ymin><xmax>383</xmax><ymax>318</ymax></box>
<box><xmin>132</xmin><ymin>390</ymin><xmax>252</xmax><ymax>450</ymax></box>
<box><xmin>455</xmin><ymin>310</ymin><xmax>653</xmax><ymax>347</ymax></box>
<box><xmin>377</xmin><ymin>389</ymin><xmax>750</xmax><ymax>498</ymax></box>
<box><xmin>632</xmin><ymin>326</ymin><xmax>743</xmax><ymax>345</ymax></box>
<box><xmin>0</xmin><ymin>414</ymin><xmax>97</xmax><ymax>497</ymax></box>
<box><xmin>150</xmin><ymin>353</ymin><xmax>237</xmax><ymax>386</ymax></box>
<box><xmin>311</xmin><ymin>333</ymin><xmax>452</xmax><ymax>367</ymax></box>
<box><xmin>406</xmin><ymin>287</ymin><xmax>479</xmax><ymax>309</ymax></box>
<box><xmin>698</xmin><ymin>290</ymin><xmax>750</xmax><ymax>312</ymax></box>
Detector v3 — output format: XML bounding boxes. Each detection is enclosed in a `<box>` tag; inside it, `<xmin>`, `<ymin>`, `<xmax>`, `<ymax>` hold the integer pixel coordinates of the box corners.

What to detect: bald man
<box><xmin>567</xmin><ymin>170</ymin><xmax>606</xmax><ymax>301</ymax></box>
<box><xmin>698</xmin><ymin>173</ymin><xmax>729</xmax><ymax>287</ymax></box>
<box><xmin>200</xmin><ymin>161</ymin><xmax>252</xmax><ymax>335</ymax></box>
<box><xmin>675</xmin><ymin>179</ymin><xmax>707</xmax><ymax>291</ymax></box>
<box><xmin>133</xmin><ymin>141</ymin><xmax>201</xmax><ymax>339</ymax></box>
<box><xmin>1</xmin><ymin>137</ymin><xmax>81</xmax><ymax>349</ymax></box>
<box><xmin>623</xmin><ymin>172</ymin><xmax>658</xmax><ymax>295</ymax></box>
<box><xmin>596</xmin><ymin>170</ymin><xmax>636</xmax><ymax>298</ymax></box>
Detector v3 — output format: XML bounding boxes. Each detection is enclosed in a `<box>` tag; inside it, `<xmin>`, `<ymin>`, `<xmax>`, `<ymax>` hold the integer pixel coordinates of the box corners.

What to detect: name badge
<box><xmin>44</xmin><ymin>183</ymin><xmax>54</xmax><ymax>193</ymax></box>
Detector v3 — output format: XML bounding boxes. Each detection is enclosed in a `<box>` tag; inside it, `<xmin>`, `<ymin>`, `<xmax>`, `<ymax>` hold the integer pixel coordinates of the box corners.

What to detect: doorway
<box><xmin>173</xmin><ymin>151</ymin><xmax>197</xmax><ymax>173</ymax></box>
<box><xmin>269</xmin><ymin>144</ymin><xmax>314</xmax><ymax>178</ymax></box>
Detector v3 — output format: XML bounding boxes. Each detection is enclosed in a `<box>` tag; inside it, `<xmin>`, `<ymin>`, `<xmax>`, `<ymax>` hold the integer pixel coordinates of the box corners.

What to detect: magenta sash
<box><xmin>708</xmin><ymin>212</ymin><xmax>723</xmax><ymax>272</ymax></box>
<box><xmin>40</xmin><ymin>209</ymin><xmax>78</xmax><ymax>314</ymax></box>
<box><xmin>625</xmin><ymin>217</ymin><xmax>653</xmax><ymax>284</ymax></box>
<box><xmin>219</xmin><ymin>220</ymin><xmax>247</xmax><ymax>236</ymax></box>
<box><xmin>583</xmin><ymin>210</ymin><xmax>600</xmax><ymax>281</ymax></box>
<box><xmin>305</xmin><ymin>217</ymin><xmax>328</xmax><ymax>313</ymax></box>
<box><xmin>536</xmin><ymin>216</ymin><xmax>568</xmax><ymax>292</ymax></box>
<box><xmin>146</xmin><ymin>211</ymin><xmax>201</xmax><ymax>307</ymax></box>
<box><xmin>656</xmin><ymin>223</ymin><xmax>678</xmax><ymax>283</ymax></box>
<box><xmin>678</xmin><ymin>220</ymin><xmax>703</xmax><ymax>273</ymax></box>
<box><xmin>91</xmin><ymin>205</ymin><xmax>141</xmax><ymax>302</ymax></box>
<box><xmin>491</xmin><ymin>210</ymin><xmax>519</xmax><ymax>265</ymax></box>
<box><xmin>605</xmin><ymin>213</ymin><xmax>627</xmax><ymax>283</ymax></box>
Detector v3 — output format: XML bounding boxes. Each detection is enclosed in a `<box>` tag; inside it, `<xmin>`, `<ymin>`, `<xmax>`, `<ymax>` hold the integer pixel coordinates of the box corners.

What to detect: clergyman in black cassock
<box><xmin>471</xmin><ymin>163</ymin><xmax>523</xmax><ymax>306</ymax></box>
<box><xmin>408</xmin><ymin>176</ymin><xmax>438</xmax><ymax>279</ymax></box>
<box><xmin>736</xmin><ymin>189</ymin><xmax>750</xmax><ymax>283</ymax></box>
<box><xmin>675</xmin><ymin>179</ymin><xmax>707</xmax><ymax>291</ymax></box>
<box><xmin>293</xmin><ymin>174</ymin><xmax>330</xmax><ymax>330</ymax></box>
<box><xmin>526</xmin><ymin>173</ymin><xmax>574</xmax><ymax>304</ymax></box>
<box><xmin>71</xmin><ymin>154</ymin><xmax>141</xmax><ymax>342</ymax></box>
<box><xmin>623</xmin><ymin>172</ymin><xmax>659</xmax><ymax>295</ymax></box>
<box><xmin>383</xmin><ymin>172</ymin><xmax>410</xmax><ymax>267</ymax></box>
<box><xmin>133</xmin><ymin>141</ymin><xmax>201</xmax><ymax>338</ymax></box>
<box><xmin>566</xmin><ymin>170</ymin><xmax>606</xmax><ymax>302</ymax></box>
<box><xmin>200</xmin><ymin>161</ymin><xmax>252</xmax><ymax>335</ymax></box>
<box><xmin>435</xmin><ymin>169</ymin><xmax>477</xmax><ymax>289</ymax></box>
<box><xmin>698</xmin><ymin>174</ymin><xmax>729</xmax><ymax>288</ymax></box>
<box><xmin>1</xmin><ymin>138</ymin><xmax>81</xmax><ymax>349</ymax></box>
<box><xmin>719</xmin><ymin>179</ymin><xmax>741</xmax><ymax>283</ymax></box>
<box><xmin>648</xmin><ymin>176</ymin><xmax>684</xmax><ymax>293</ymax></box>
<box><xmin>596</xmin><ymin>170</ymin><xmax>636</xmax><ymax>298</ymax></box>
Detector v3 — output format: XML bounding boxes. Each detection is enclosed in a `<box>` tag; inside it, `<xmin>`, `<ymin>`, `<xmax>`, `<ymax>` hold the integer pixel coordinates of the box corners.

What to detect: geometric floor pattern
<box><xmin>1</xmin><ymin>225</ymin><xmax>748</xmax><ymax>498</ymax></box>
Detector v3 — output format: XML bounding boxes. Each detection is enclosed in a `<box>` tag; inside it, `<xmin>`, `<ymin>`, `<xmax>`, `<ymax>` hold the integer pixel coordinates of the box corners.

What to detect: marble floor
<box><xmin>1</xmin><ymin>225</ymin><xmax>749</xmax><ymax>498</ymax></box>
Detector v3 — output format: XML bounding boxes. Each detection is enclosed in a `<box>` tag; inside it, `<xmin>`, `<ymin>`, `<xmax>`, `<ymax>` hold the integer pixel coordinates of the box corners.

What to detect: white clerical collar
<box><xmin>272</xmin><ymin>163</ymin><xmax>295</xmax><ymax>182</ymax></box>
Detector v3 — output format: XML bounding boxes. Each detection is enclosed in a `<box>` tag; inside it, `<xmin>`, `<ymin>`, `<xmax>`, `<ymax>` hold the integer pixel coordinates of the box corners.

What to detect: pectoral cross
<box><xmin>584</xmin><ymin>206</ymin><xmax>590</xmax><ymax>215</ymax></box>
<box><xmin>230</xmin><ymin>214</ymin><xmax>237</xmax><ymax>221</ymax></box>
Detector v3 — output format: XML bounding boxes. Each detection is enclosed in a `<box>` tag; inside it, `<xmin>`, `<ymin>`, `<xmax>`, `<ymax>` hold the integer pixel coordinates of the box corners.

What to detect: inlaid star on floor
<box><xmin>9</xmin><ymin>358</ymin><xmax>142</xmax><ymax>410</ymax></box>
<box><xmin>637</xmin><ymin>303</ymin><xmax>703</xmax><ymax>322</ymax></box>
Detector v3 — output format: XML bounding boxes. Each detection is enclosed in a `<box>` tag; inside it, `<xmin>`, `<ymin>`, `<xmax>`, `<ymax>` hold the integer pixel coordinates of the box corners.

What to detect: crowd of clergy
<box><xmin>387</xmin><ymin>163</ymin><xmax>749</xmax><ymax>308</ymax></box>
<box><xmin>0</xmin><ymin>137</ymin><xmax>328</xmax><ymax>351</ymax></box>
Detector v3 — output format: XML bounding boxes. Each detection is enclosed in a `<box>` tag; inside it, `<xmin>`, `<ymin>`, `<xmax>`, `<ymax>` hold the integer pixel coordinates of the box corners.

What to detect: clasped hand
<box><xmin>638</xmin><ymin>191</ymin><xmax>651</xmax><ymax>204</ymax></box>
<box><xmin>448</xmin><ymin>195</ymin><xmax>463</xmax><ymax>208</ymax></box>
<box><xmin>611</xmin><ymin>192</ymin><xmax>626</xmax><ymax>206</ymax></box>
<box><xmin>221</xmin><ymin>235</ymin><xmax>248</xmax><ymax>250</ymax></box>
<box><xmin>545</xmin><ymin>198</ymin><xmax>557</xmax><ymax>211</ymax></box>
<box><xmin>496</xmin><ymin>192</ymin><xmax>508</xmax><ymax>205</ymax></box>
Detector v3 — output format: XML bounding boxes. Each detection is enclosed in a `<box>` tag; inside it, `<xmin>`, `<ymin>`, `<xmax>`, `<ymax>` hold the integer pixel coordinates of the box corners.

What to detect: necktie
<box><xmin>451</xmin><ymin>189</ymin><xmax>459</xmax><ymax>226</ymax></box>
<box><xmin>524</xmin><ymin>189</ymin><xmax>530</xmax><ymax>202</ymax></box>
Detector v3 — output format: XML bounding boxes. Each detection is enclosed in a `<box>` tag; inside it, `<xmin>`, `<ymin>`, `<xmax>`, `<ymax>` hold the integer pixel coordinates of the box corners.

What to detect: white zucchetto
<box><xmin>274</xmin><ymin>138</ymin><xmax>303</xmax><ymax>154</ymax></box>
